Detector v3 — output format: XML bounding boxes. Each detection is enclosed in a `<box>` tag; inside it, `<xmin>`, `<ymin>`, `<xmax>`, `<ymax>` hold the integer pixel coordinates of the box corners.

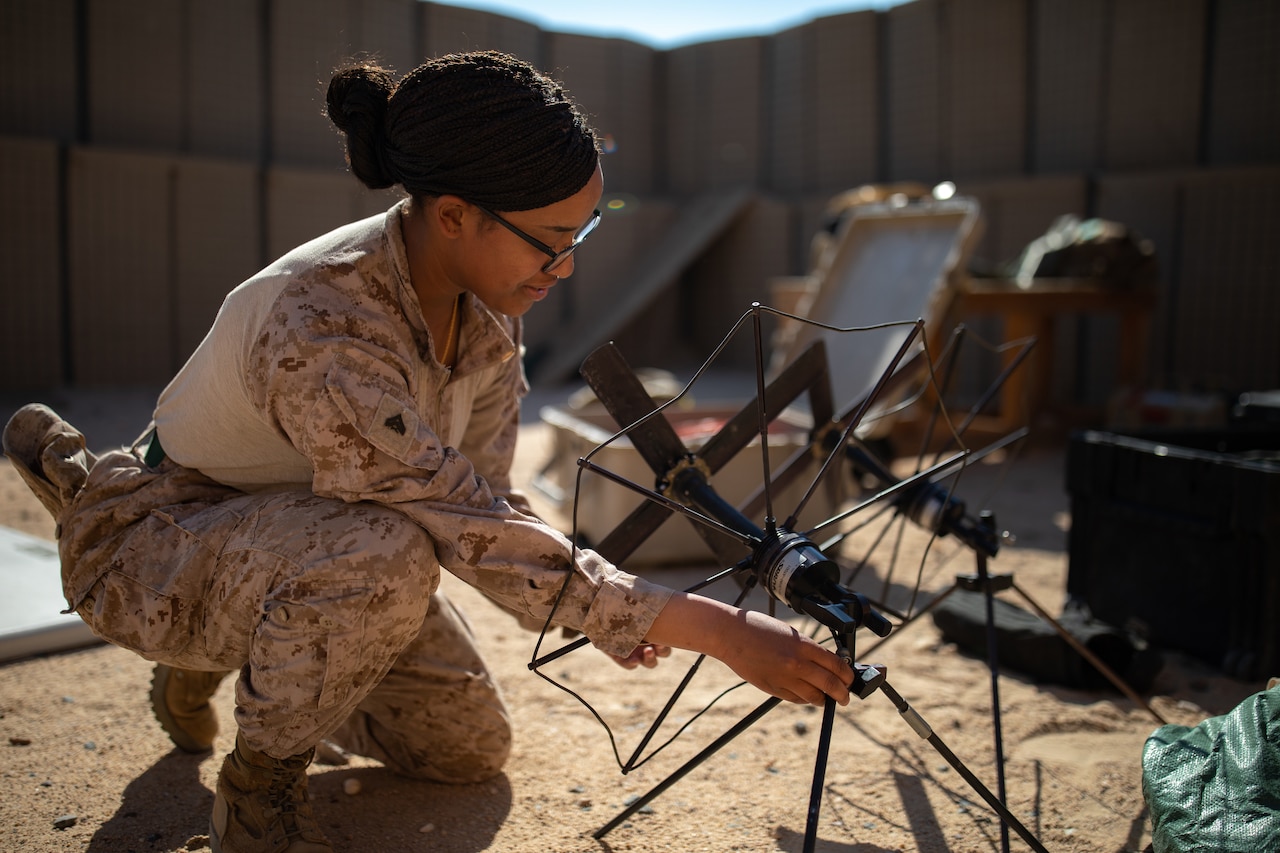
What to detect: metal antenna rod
<box><xmin>750</xmin><ymin>304</ymin><xmax>776</xmax><ymax>533</ymax></box>
<box><xmin>592</xmin><ymin>695</ymin><xmax>783</xmax><ymax>839</ymax></box>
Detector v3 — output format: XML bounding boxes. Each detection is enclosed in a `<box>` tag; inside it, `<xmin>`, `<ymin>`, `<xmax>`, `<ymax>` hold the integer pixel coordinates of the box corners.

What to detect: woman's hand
<box><xmin>607</xmin><ymin>643</ymin><xmax>673</xmax><ymax>670</ymax></box>
<box><xmin>713</xmin><ymin>608</ymin><xmax>853</xmax><ymax>706</ymax></box>
<box><xmin>642</xmin><ymin>592</ymin><xmax>853</xmax><ymax>706</ymax></box>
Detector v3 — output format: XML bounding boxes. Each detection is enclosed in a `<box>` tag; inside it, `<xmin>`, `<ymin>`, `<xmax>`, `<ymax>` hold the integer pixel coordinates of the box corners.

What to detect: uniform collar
<box><xmin>385</xmin><ymin>200</ymin><xmax>518</xmax><ymax>375</ymax></box>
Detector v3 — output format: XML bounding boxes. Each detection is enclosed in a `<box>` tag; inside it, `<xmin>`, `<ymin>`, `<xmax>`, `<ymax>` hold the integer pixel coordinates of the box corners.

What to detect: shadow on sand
<box><xmin>86</xmin><ymin>749</ymin><xmax>513</xmax><ymax>853</ymax></box>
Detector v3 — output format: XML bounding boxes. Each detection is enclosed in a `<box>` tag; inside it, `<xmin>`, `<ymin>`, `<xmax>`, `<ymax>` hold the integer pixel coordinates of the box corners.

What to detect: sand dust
<box><xmin>0</xmin><ymin>393</ymin><xmax>1261</xmax><ymax>853</ymax></box>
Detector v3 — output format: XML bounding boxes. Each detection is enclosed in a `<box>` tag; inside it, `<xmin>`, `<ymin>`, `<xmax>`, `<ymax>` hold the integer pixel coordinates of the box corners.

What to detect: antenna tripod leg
<box><xmin>875</xmin><ymin>674</ymin><xmax>1051</xmax><ymax>853</ymax></box>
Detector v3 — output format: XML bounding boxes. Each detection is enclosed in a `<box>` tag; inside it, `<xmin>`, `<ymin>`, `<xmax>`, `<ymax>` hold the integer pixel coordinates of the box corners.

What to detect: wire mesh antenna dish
<box><xmin>526</xmin><ymin>302</ymin><xmax>1055</xmax><ymax>852</ymax></box>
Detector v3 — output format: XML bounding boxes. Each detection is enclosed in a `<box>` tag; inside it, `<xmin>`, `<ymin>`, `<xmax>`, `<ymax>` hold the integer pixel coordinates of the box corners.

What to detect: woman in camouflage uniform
<box><xmin>3</xmin><ymin>52</ymin><xmax>854</xmax><ymax>853</ymax></box>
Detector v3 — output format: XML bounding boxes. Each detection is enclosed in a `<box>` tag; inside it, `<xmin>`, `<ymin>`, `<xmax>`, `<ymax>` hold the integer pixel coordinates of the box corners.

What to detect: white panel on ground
<box><xmin>0</xmin><ymin>526</ymin><xmax>99</xmax><ymax>664</ymax></box>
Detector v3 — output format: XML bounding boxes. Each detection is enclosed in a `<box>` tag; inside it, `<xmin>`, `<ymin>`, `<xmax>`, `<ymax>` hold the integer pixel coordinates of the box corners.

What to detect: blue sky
<box><xmin>435</xmin><ymin>1</ymin><xmax>904</xmax><ymax>47</ymax></box>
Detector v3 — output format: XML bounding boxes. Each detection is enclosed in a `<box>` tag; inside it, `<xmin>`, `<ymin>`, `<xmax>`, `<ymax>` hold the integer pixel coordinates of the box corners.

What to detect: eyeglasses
<box><xmin>475</xmin><ymin>205</ymin><xmax>601</xmax><ymax>274</ymax></box>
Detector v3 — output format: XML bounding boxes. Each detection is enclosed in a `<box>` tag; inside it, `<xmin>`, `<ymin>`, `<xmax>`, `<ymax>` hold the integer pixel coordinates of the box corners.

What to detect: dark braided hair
<box><xmin>326</xmin><ymin>51</ymin><xmax>600</xmax><ymax>211</ymax></box>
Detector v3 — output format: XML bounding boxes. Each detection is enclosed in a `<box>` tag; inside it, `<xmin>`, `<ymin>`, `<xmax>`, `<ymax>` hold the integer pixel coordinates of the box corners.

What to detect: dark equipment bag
<box><xmin>931</xmin><ymin>588</ymin><xmax>1162</xmax><ymax>692</ymax></box>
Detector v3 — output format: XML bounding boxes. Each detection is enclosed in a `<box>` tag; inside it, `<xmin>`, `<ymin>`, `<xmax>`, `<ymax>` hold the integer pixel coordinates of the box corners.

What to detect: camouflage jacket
<box><xmin>151</xmin><ymin>200</ymin><xmax>670</xmax><ymax>657</ymax></box>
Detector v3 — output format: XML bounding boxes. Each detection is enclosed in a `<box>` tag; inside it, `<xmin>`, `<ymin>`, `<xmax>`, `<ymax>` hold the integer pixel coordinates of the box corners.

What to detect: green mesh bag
<box><xmin>1142</xmin><ymin>685</ymin><xmax>1280</xmax><ymax>852</ymax></box>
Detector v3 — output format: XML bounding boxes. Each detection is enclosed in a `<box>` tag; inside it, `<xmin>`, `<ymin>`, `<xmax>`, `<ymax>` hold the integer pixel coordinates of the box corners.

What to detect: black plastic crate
<box><xmin>1066</xmin><ymin>427</ymin><xmax>1280</xmax><ymax>680</ymax></box>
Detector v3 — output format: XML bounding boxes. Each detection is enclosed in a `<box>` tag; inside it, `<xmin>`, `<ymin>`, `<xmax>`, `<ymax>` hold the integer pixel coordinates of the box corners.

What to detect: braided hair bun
<box><xmin>326</xmin><ymin>51</ymin><xmax>601</xmax><ymax>211</ymax></box>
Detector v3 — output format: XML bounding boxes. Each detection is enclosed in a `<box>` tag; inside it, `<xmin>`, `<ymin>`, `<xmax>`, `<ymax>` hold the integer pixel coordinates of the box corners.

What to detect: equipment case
<box><xmin>1066</xmin><ymin>427</ymin><xmax>1280</xmax><ymax>679</ymax></box>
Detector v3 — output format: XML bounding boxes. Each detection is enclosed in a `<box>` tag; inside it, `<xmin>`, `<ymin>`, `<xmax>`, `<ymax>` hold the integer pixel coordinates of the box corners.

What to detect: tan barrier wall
<box><xmin>0</xmin><ymin>0</ymin><xmax>1276</xmax><ymax>401</ymax></box>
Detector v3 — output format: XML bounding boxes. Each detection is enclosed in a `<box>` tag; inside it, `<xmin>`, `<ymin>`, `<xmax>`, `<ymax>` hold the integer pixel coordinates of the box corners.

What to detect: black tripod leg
<box><xmin>593</xmin><ymin>695</ymin><xmax>783</xmax><ymax>839</ymax></box>
<box><xmin>877</xmin><ymin>678</ymin><xmax>1050</xmax><ymax>853</ymax></box>
<box><xmin>976</xmin><ymin>544</ymin><xmax>1011</xmax><ymax>853</ymax></box>
<box><xmin>802</xmin><ymin>695</ymin><xmax>838</xmax><ymax>853</ymax></box>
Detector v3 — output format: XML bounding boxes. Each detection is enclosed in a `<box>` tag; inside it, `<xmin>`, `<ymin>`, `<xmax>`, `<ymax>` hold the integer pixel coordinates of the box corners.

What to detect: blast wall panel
<box><xmin>685</xmin><ymin>199</ymin><xmax>793</xmax><ymax>366</ymax></box>
<box><xmin>173</xmin><ymin>159</ymin><xmax>263</xmax><ymax>364</ymax></box>
<box><xmin>1206</xmin><ymin>0</ymin><xmax>1280</xmax><ymax>166</ymax></box>
<box><xmin>0</xmin><ymin>0</ymin><xmax>78</xmax><ymax>140</ymax></box>
<box><xmin>663</xmin><ymin>45</ymin><xmax>702</xmax><ymax>195</ymax></box>
<box><xmin>422</xmin><ymin>4</ymin><xmax>542</xmax><ymax>63</ymax></box>
<box><xmin>813</xmin><ymin>11</ymin><xmax>879</xmax><ymax>188</ymax></box>
<box><xmin>766</xmin><ymin>24</ymin><xmax>813</xmax><ymax>193</ymax></box>
<box><xmin>87</xmin><ymin>0</ymin><xmax>184</xmax><ymax>150</ymax></box>
<box><xmin>1030</xmin><ymin>0</ymin><xmax>1107</xmax><ymax>173</ymax></box>
<box><xmin>269</xmin><ymin>0</ymin><xmax>350</xmax><ymax>169</ymax></box>
<box><xmin>266</xmin><ymin>167</ymin><xmax>366</xmax><ymax>261</ymax></box>
<box><xmin>542</xmin><ymin>201</ymin><xmax>681</xmax><ymax>370</ymax></box>
<box><xmin>1175</xmin><ymin>169</ymin><xmax>1280</xmax><ymax>391</ymax></box>
<box><xmin>885</xmin><ymin>0</ymin><xmax>943</xmax><ymax>182</ymax></box>
<box><xmin>1104</xmin><ymin>0</ymin><xmax>1207</xmax><ymax>170</ymax></box>
<box><xmin>67</xmin><ymin>148</ymin><xmax>176</xmax><ymax>385</ymax></box>
<box><xmin>953</xmin><ymin>176</ymin><xmax>1091</xmax><ymax>405</ymax></box>
<box><xmin>351</xmin><ymin>0</ymin><xmax>418</xmax><ymax>75</ymax></box>
<box><xmin>188</xmin><ymin>0</ymin><xmax>267</xmax><ymax>161</ymax></box>
<box><xmin>0</xmin><ymin>138</ymin><xmax>64</xmax><ymax>388</ymax></box>
<box><xmin>664</xmin><ymin>39</ymin><xmax>764</xmax><ymax>194</ymax></box>
<box><xmin>547</xmin><ymin>34</ymin><xmax>658</xmax><ymax>194</ymax></box>
<box><xmin>945</xmin><ymin>0</ymin><xmax>1027</xmax><ymax>178</ymax></box>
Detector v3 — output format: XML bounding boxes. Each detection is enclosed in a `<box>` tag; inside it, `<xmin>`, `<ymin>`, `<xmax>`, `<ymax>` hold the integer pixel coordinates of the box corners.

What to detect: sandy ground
<box><xmin>0</xmin><ymin>388</ymin><xmax>1263</xmax><ymax>853</ymax></box>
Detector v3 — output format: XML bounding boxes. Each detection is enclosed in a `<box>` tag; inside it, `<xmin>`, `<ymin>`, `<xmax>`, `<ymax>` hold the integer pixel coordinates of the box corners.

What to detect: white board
<box><xmin>0</xmin><ymin>526</ymin><xmax>100</xmax><ymax>663</ymax></box>
<box><xmin>780</xmin><ymin>198</ymin><xmax>983</xmax><ymax>414</ymax></box>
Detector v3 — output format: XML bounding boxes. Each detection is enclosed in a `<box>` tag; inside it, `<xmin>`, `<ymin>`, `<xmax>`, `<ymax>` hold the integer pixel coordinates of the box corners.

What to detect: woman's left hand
<box><xmin>608</xmin><ymin>643</ymin><xmax>672</xmax><ymax>670</ymax></box>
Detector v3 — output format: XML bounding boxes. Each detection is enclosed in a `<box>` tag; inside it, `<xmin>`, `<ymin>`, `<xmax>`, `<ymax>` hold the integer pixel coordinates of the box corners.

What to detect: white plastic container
<box><xmin>535</xmin><ymin>402</ymin><xmax>837</xmax><ymax>566</ymax></box>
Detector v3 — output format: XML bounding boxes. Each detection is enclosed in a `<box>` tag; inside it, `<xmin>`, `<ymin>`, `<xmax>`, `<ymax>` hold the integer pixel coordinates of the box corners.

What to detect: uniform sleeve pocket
<box><xmin>325</xmin><ymin>353</ymin><xmax>438</xmax><ymax>467</ymax></box>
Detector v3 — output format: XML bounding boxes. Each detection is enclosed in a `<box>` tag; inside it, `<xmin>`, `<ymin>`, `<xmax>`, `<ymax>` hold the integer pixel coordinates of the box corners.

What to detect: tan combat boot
<box><xmin>150</xmin><ymin>665</ymin><xmax>232</xmax><ymax>753</ymax></box>
<box><xmin>210</xmin><ymin>732</ymin><xmax>333</xmax><ymax>853</ymax></box>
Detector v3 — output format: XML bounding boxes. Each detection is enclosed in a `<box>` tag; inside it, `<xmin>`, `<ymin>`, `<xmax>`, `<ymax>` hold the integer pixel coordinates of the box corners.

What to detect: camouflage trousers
<box><xmin>59</xmin><ymin>448</ymin><xmax>511</xmax><ymax>783</ymax></box>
